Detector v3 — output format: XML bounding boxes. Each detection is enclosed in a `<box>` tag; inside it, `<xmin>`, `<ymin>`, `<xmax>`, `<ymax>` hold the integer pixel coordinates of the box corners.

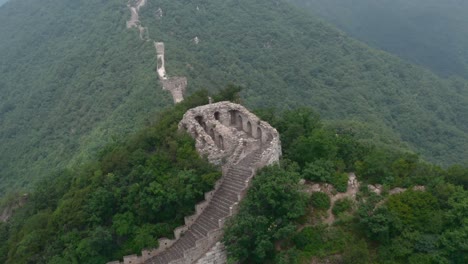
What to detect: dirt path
<box><xmin>304</xmin><ymin>173</ymin><xmax>425</xmax><ymax>225</ymax></box>
<box><xmin>323</xmin><ymin>173</ymin><xmax>359</xmax><ymax>224</ymax></box>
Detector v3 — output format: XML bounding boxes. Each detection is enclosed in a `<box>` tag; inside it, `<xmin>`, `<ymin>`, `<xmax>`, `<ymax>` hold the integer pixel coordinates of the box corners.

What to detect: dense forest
<box><xmin>288</xmin><ymin>0</ymin><xmax>468</xmax><ymax>78</ymax></box>
<box><xmin>224</xmin><ymin>108</ymin><xmax>468</xmax><ymax>264</ymax></box>
<box><xmin>1</xmin><ymin>0</ymin><xmax>468</xmax><ymax>198</ymax></box>
<box><xmin>0</xmin><ymin>91</ymin><xmax>221</xmax><ymax>263</ymax></box>
<box><xmin>0</xmin><ymin>0</ymin><xmax>172</xmax><ymax>194</ymax></box>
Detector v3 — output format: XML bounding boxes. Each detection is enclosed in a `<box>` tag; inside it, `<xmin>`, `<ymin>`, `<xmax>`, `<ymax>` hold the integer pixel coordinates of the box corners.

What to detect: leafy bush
<box><xmin>292</xmin><ymin>226</ymin><xmax>348</xmax><ymax>257</ymax></box>
<box><xmin>332</xmin><ymin>198</ymin><xmax>353</xmax><ymax>216</ymax></box>
<box><xmin>303</xmin><ymin>159</ymin><xmax>335</xmax><ymax>182</ymax></box>
<box><xmin>342</xmin><ymin>239</ymin><xmax>370</xmax><ymax>264</ymax></box>
<box><xmin>223</xmin><ymin>164</ymin><xmax>307</xmax><ymax>263</ymax></box>
<box><xmin>330</xmin><ymin>172</ymin><xmax>349</xmax><ymax>193</ymax></box>
<box><xmin>310</xmin><ymin>192</ymin><xmax>331</xmax><ymax>210</ymax></box>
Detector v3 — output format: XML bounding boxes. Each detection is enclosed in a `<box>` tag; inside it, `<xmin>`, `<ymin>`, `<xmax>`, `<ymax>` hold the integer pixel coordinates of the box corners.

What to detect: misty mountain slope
<box><xmin>0</xmin><ymin>0</ymin><xmax>173</xmax><ymax>194</ymax></box>
<box><xmin>288</xmin><ymin>0</ymin><xmax>468</xmax><ymax>78</ymax></box>
<box><xmin>0</xmin><ymin>0</ymin><xmax>467</xmax><ymax>195</ymax></box>
<box><xmin>139</xmin><ymin>0</ymin><xmax>468</xmax><ymax>164</ymax></box>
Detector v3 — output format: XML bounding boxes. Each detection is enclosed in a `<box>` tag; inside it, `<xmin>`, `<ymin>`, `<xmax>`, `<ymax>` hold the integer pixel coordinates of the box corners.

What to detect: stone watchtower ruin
<box><xmin>109</xmin><ymin>101</ymin><xmax>281</xmax><ymax>264</ymax></box>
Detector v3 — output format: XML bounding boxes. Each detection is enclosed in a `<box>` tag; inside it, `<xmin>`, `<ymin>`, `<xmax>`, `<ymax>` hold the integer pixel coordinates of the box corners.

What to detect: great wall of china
<box><xmin>108</xmin><ymin>102</ymin><xmax>282</xmax><ymax>264</ymax></box>
<box><xmin>121</xmin><ymin>4</ymin><xmax>261</xmax><ymax>262</ymax></box>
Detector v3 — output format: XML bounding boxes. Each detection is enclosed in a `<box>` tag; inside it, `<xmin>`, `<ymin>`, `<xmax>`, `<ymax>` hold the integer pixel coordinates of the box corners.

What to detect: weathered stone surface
<box><xmin>196</xmin><ymin>242</ymin><xmax>227</xmax><ymax>264</ymax></box>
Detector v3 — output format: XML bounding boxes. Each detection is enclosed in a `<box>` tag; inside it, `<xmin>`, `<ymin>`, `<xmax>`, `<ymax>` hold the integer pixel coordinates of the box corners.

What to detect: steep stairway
<box><xmin>146</xmin><ymin>147</ymin><xmax>263</xmax><ymax>264</ymax></box>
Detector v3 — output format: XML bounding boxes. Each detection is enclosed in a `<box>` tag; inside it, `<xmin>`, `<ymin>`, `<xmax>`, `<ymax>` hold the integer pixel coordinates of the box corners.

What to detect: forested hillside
<box><xmin>0</xmin><ymin>92</ymin><xmax>221</xmax><ymax>263</ymax></box>
<box><xmin>1</xmin><ymin>0</ymin><xmax>468</xmax><ymax>196</ymax></box>
<box><xmin>0</xmin><ymin>0</ymin><xmax>172</xmax><ymax>194</ymax></box>
<box><xmin>2</xmin><ymin>98</ymin><xmax>466</xmax><ymax>263</ymax></box>
<box><xmin>288</xmin><ymin>0</ymin><xmax>468</xmax><ymax>78</ymax></box>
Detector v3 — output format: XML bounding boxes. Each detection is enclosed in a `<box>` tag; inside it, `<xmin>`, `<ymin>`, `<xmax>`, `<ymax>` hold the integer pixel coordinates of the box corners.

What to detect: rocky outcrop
<box><xmin>108</xmin><ymin>102</ymin><xmax>281</xmax><ymax>264</ymax></box>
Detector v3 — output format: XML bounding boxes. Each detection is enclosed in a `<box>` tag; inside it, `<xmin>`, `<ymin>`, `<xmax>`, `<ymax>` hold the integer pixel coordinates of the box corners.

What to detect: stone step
<box><xmin>228</xmin><ymin>169</ymin><xmax>251</xmax><ymax>177</ymax></box>
<box><xmin>189</xmin><ymin>227</ymin><xmax>205</xmax><ymax>240</ymax></box>
<box><xmin>178</xmin><ymin>237</ymin><xmax>193</xmax><ymax>251</ymax></box>
<box><xmin>183</xmin><ymin>231</ymin><xmax>197</xmax><ymax>244</ymax></box>
<box><xmin>224</xmin><ymin>178</ymin><xmax>246</xmax><ymax>189</ymax></box>
<box><xmin>199</xmin><ymin>209</ymin><xmax>221</xmax><ymax>224</ymax></box>
<box><xmin>216</xmin><ymin>188</ymin><xmax>239</xmax><ymax>201</ymax></box>
<box><xmin>225</xmin><ymin>176</ymin><xmax>248</xmax><ymax>186</ymax></box>
<box><xmin>192</xmin><ymin>222</ymin><xmax>209</xmax><ymax>235</ymax></box>
<box><xmin>164</xmin><ymin>249</ymin><xmax>183</xmax><ymax>262</ymax></box>
<box><xmin>210</xmin><ymin>200</ymin><xmax>230</xmax><ymax>214</ymax></box>
<box><xmin>208</xmin><ymin>204</ymin><xmax>230</xmax><ymax>218</ymax></box>
<box><xmin>217</xmin><ymin>185</ymin><xmax>238</xmax><ymax>196</ymax></box>
<box><xmin>155</xmin><ymin>254</ymin><xmax>167</xmax><ymax>264</ymax></box>
<box><xmin>228</xmin><ymin>167</ymin><xmax>251</xmax><ymax>174</ymax></box>
<box><xmin>172</xmin><ymin>244</ymin><xmax>184</xmax><ymax>256</ymax></box>
<box><xmin>221</xmin><ymin>182</ymin><xmax>244</xmax><ymax>193</ymax></box>
<box><xmin>221</xmin><ymin>185</ymin><xmax>243</xmax><ymax>196</ymax></box>
<box><xmin>212</xmin><ymin>196</ymin><xmax>233</xmax><ymax>208</ymax></box>
<box><xmin>213</xmin><ymin>193</ymin><xmax>238</xmax><ymax>206</ymax></box>
<box><xmin>201</xmin><ymin>211</ymin><xmax>221</xmax><ymax>228</ymax></box>
<box><xmin>196</xmin><ymin>216</ymin><xmax>216</xmax><ymax>232</ymax></box>
<box><xmin>198</xmin><ymin>213</ymin><xmax>220</xmax><ymax>229</ymax></box>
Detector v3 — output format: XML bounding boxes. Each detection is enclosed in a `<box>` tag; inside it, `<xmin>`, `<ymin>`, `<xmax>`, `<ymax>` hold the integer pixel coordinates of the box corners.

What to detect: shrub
<box><xmin>332</xmin><ymin>198</ymin><xmax>353</xmax><ymax>216</ymax></box>
<box><xmin>302</xmin><ymin>159</ymin><xmax>335</xmax><ymax>182</ymax></box>
<box><xmin>330</xmin><ymin>172</ymin><xmax>349</xmax><ymax>192</ymax></box>
<box><xmin>310</xmin><ymin>192</ymin><xmax>331</xmax><ymax>210</ymax></box>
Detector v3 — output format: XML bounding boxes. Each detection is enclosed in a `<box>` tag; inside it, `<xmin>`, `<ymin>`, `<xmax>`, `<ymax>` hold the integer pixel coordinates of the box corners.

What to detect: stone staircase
<box><xmin>146</xmin><ymin>147</ymin><xmax>263</xmax><ymax>264</ymax></box>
